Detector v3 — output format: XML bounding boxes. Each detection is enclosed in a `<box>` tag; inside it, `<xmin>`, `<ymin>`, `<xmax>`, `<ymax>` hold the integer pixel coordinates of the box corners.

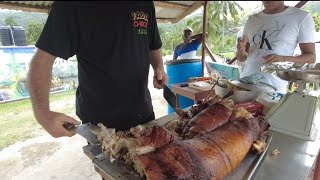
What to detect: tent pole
<box><xmin>201</xmin><ymin>1</ymin><xmax>208</xmax><ymax>77</ymax></box>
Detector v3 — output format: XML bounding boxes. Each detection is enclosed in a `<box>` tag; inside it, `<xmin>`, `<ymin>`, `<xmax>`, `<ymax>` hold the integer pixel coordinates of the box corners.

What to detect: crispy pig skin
<box><xmin>140</xmin><ymin>126</ymin><xmax>180</xmax><ymax>148</ymax></box>
<box><xmin>136</xmin><ymin>117</ymin><xmax>269</xmax><ymax>180</ymax></box>
<box><xmin>183</xmin><ymin>104</ymin><xmax>232</xmax><ymax>139</ymax></box>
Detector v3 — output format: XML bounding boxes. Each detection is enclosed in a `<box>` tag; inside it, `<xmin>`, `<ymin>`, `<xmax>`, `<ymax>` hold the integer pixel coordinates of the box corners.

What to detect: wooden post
<box><xmin>201</xmin><ymin>1</ymin><xmax>208</xmax><ymax>77</ymax></box>
<box><xmin>294</xmin><ymin>1</ymin><xmax>308</xmax><ymax>8</ymax></box>
<box><xmin>227</xmin><ymin>56</ymin><xmax>237</xmax><ymax>65</ymax></box>
<box><xmin>203</xmin><ymin>44</ymin><xmax>216</xmax><ymax>62</ymax></box>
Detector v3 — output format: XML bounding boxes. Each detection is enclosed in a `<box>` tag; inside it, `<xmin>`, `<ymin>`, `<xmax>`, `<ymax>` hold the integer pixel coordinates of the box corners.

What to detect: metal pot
<box><xmin>302</xmin><ymin>70</ymin><xmax>320</xmax><ymax>83</ymax></box>
<box><xmin>228</xmin><ymin>78</ymin><xmax>276</xmax><ymax>93</ymax></box>
<box><xmin>275</xmin><ymin>69</ymin><xmax>304</xmax><ymax>81</ymax></box>
<box><xmin>276</xmin><ymin>69</ymin><xmax>320</xmax><ymax>83</ymax></box>
<box><xmin>229</xmin><ymin>91</ymin><xmax>261</xmax><ymax>103</ymax></box>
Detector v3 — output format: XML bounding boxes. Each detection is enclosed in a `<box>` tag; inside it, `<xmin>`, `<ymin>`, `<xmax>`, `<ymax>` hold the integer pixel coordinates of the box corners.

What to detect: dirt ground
<box><xmin>0</xmin><ymin>70</ymin><xmax>167</xmax><ymax>180</ymax></box>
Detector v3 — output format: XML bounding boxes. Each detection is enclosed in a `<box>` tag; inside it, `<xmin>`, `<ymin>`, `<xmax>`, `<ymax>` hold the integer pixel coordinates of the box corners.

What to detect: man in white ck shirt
<box><xmin>236</xmin><ymin>1</ymin><xmax>316</xmax><ymax>94</ymax></box>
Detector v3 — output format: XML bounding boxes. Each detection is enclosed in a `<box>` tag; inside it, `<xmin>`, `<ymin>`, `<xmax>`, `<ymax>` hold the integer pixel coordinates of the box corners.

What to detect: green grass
<box><xmin>220</xmin><ymin>52</ymin><xmax>235</xmax><ymax>59</ymax></box>
<box><xmin>0</xmin><ymin>90</ymin><xmax>76</xmax><ymax>150</ymax></box>
<box><xmin>0</xmin><ymin>90</ymin><xmax>76</xmax><ymax>115</ymax></box>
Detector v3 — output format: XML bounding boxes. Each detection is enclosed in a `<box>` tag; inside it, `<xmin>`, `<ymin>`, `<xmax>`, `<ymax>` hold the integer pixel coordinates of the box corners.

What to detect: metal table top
<box><xmin>254</xmin><ymin>112</ymin><xmax>320</xmax><ymax>180</ymax></box>
<box><xmin>84</xmin><ymin>110</ymin><xmax>320</xmax><ymax>180</ymax></box>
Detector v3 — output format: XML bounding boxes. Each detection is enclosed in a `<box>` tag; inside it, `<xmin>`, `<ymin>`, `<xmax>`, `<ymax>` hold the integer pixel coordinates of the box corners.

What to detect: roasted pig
<box><xmin>134</xmin><ymin>116</ymin><xmax>269</xmax><ymax>179</ymax></box>
<box><xmin>182</xmin><ymin>99</ymin><xmax>234</xmax><ymax>139</ymax></box>
<box><xmin>234</xmin><ymin>101</ymin><xmax>264</xmax><ymax>116</ymax></box>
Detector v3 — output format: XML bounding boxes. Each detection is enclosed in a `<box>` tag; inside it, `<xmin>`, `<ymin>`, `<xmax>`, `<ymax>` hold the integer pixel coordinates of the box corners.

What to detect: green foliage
<box><xmin>158</xmin><ymin>19</ymin><xmax>188</xmax><ymax>57</ymax></box>
<box><xmin>0</xmin><ymin>10</ymin><xmax>47</xmax><ymax>28</ymax></box>
<box><xmin>220</xmin><ymin>52</ymin><xmax>235</xmax><ymax>59</ymax></box>
<box><xmin>312</xmin><ymin>13</ymin><xmax>320</xmax><ymax>32</ymax></box>
<box><xmin>187</xmin><ymin>1</ymin><xmax>243</xmax><ymax>54</ymax></box>
<box><xmin>159</xmin><ymin>1</ymin><xmax>244</xmax><ymax>58</ymax></box>
<box><xmin>303</xmin><ymin>1</ymin><xmax>320</xmax><ymax>32</ymax></box>
<box><xmin>303</xmin><ymin>1</ymin><xmax>320</xmax><ymax>14</ymax></box>
<box><xmin>237</xmin><ymin>6</ymin><xmax>260</xmax><ymax>27</ymax></box>
<box><xmin>4</xmin><ymin>16</ymin><xmax>17</xmax><ymax>26</ymax></box>
<box><xmin>25</xmin><ymin>20</ymin><xmax>46</xmax><ymax>45</ymax></box>
<box><xmin>0</xmin><ymin>10</ymin><xmax>48</xmax><ymax>45</ymax></box>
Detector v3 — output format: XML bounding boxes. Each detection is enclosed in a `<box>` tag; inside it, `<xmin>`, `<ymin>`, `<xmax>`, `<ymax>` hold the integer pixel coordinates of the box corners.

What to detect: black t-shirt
<box><xmin>36</xmin><ymin>1</ymin><xmax>162</xmax><ymax>130</ymax></box>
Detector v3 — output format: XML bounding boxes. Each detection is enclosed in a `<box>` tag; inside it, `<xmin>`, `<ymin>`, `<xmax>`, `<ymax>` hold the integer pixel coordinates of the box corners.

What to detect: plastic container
<box><xmin>0</xmin><ymin>26</ymin><xmax>14</xmax><ymax>46</ymax></box>
<box><xmin>12</xmin><ymin>26</ymin><xmax>27</xmax><ymax>46</ymax></box>
<box><xmin>165</xmin><ymin>59</ymin><xmax>202</xmax><ymax>114</ymax></box>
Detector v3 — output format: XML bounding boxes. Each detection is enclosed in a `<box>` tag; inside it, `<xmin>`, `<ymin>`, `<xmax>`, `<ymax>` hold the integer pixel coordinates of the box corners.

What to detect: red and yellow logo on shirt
<box><xmin>131</xmin><ymin>11</ymin><xmax>148</xmax><ymax>35</ymax></box>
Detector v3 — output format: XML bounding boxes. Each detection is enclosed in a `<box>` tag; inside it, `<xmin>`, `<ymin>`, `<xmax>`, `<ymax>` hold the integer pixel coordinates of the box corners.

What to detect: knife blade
<box><xmin>163</xmin><ymin>84</ymin><xmax>177</xmax><ymax>109</ymax></box>
<box><xmin>162</xmin><ymin>84</ymin><xmax>188</xmax><ymax>118</ymax></box>
<box><xmin>63</xmin><ymin>122</ymin><xmax>101</xmax><ymax>145</ymax></box>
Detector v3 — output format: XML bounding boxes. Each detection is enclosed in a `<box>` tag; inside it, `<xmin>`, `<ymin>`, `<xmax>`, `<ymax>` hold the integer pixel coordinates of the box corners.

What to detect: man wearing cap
<box><xmin>173</xmin><ymin>27</ymin><xmax>206</xmax><ymax>60</ymax></box>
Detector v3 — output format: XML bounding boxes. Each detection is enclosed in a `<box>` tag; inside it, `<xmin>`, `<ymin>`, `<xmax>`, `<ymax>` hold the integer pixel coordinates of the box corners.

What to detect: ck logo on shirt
<box><xmin>253</xmin><ymin>31</ymin><xmax>273</xmax><ymax>50</ymax></box>
<box><xmin>131</xmin><ymin>11</ymin><xmax>149</xmax><ymax>35</ymax></box>
<box><xmin>252</xmin><ymin>29</ymin><xmax>282</xmax><ymax>50</ymax></box>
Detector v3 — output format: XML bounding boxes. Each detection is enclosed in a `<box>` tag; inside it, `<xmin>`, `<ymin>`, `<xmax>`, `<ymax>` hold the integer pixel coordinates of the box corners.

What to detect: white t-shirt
<box><xmin>241</xmin><ymin>6</ymin><xmax>316</xmax><ymax>94</ymax></box>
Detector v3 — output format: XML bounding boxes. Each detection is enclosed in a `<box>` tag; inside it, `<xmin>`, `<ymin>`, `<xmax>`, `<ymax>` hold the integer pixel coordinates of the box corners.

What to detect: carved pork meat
<box><xmin>181</xmin><ymin>99</ymin><xmax>234</xmax><ymax>139</ymax></box>
<box><xmin>96</xmin><ymin>124</ymin><xmax>181</xmax><ymax>164</ymax></box>
<box><xmin>134</xmin><ymin>116</ymin><xmax>269</xmax><ymax>179</ymax></box>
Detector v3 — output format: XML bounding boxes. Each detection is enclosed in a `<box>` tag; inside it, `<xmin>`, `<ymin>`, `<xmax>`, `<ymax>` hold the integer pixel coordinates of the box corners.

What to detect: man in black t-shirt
<box><xmin>27</xmin><ymin>1</ymin><xmax>168</xmax><ymax>137</ymax></box>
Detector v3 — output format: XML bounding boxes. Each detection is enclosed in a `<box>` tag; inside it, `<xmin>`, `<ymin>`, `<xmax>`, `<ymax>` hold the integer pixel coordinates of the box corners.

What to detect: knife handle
<box><xmin>63</xmin><ymin>122</ymin><xmax>75</xmax><ymax>130</ymax></box>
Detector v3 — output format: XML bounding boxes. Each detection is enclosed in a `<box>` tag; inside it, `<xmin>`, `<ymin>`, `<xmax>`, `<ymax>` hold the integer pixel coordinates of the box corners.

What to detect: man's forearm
<box><xmin>191</xmin><ymin>32</ymin><xmax>208</xmax><ymax>41</ymax></box>
<box><xmin>150</xmin><ymin>48</ymin><xmax>168</xmax><ymax>88</ymax></box>
<box><xmin>191</xmin><ymin>33</ymin><xmax>202</xmax><ymax>40</ymax></box>
<box><xmin>283</xmin><ymin>53</ymin><xmax>316</xmax><ymax>64</ymax></box>
<box><xmin>150</xmin><ymin>49</ymin><xmax>164</xmax><ymax>70</ymax></box>
<box><xmin>27</xmin><ymin>50</ymin><xmax>56</xmax><ymax>120</ymax></box>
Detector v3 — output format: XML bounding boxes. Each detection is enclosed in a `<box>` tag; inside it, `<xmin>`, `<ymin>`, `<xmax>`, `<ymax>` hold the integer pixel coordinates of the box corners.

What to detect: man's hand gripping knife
<box><xmin>28</xmin><ymin>49</ymin><xmax>81</xmax><ymax>138</ymax></box>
